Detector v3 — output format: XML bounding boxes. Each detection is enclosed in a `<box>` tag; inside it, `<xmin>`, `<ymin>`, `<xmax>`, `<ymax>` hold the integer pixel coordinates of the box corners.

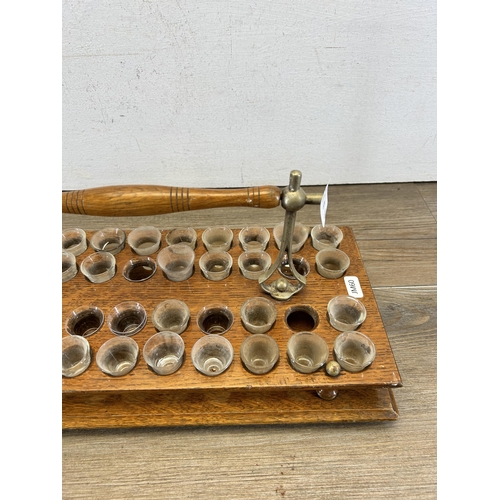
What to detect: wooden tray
<box><xmin>62</xmin><ymin>227</ymin><xmax>402</xmax><ymax>429</ymax></box>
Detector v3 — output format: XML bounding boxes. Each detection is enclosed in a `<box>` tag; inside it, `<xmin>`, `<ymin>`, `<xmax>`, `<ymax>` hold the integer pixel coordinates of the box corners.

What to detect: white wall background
<box><xmin>62</xmin><ymin>0</ymin><xmax>436</xmax><ymax>189</ymax></box>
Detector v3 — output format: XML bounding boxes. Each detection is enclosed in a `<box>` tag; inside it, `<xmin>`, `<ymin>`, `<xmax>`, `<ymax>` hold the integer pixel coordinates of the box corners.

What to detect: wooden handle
<box><xmin>62</xmin><ymin>185</ymin><xmax>282</xmax><ymax>216</ymax></box>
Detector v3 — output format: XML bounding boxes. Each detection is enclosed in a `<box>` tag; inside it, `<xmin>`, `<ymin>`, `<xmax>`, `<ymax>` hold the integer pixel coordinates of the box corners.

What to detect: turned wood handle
<box><xmin>62</xmin><ymin>185</ymin><xmax>282</xmax><ymax>216</ymax></box>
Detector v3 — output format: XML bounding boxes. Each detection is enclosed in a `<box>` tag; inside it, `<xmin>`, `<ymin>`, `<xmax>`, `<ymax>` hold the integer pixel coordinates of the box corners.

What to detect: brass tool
<box><xmin>258</xmin><ymin>170</ymin><xmax>321</xmax><ymax>300</ymax></box>
<box><xmin>62</xmin><ymin>169</ymin><xmax>323</xmax><ymax>300</ymax></box>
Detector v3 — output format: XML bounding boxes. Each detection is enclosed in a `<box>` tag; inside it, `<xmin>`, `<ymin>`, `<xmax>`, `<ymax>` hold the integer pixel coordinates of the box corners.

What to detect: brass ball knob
<box><xmin>276</xmin><ymin>278</ymin><xmax>289</xmax><ymax>292</ymax></box>
<box><xmin>325</xmin><ymin>360</ymin><xmax>341</xmax><ymax>377</ymax></box>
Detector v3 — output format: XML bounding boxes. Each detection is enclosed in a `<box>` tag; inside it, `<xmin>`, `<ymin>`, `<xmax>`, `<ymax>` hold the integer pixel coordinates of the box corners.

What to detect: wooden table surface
<box><xmin>62</xmin><ymin>181</ymin><xmax>437</xmax><ymax>499</ymax></box>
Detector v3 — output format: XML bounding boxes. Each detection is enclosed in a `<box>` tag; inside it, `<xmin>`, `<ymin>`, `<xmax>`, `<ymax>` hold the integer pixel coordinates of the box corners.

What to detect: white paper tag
<box><xmin>344</xmin><ymin>276</ymin><xmax>363</xmax><ymax>298</ymax></box>
<box><xmin>320</xmin><ymin>184</ymin><xmax>329</xmax><ymax>227</ymax></box>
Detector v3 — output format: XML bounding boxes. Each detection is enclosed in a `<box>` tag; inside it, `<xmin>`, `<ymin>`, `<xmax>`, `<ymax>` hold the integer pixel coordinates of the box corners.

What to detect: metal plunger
<box><xmin>259</xmin><ymin>170</ymin><xmax>321</xmax><ymax>300</ymax></box>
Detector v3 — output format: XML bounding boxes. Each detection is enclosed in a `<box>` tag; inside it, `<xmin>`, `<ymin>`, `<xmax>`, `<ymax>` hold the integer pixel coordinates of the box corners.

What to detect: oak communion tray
<box><xmin>62</xmin><ymin>227</ymin><xmax>402</xmax><ymax>429</ymax></box>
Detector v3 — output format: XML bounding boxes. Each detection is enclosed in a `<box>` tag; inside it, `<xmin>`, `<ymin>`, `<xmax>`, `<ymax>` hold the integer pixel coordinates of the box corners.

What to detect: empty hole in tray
<box><xmin>123</xmin><ymin>258</ymin><xmax>157</xmax><ymax>282</ymax></box>
<box><xmin>284</xmin><ymin>305</ymin><xmax>319</xmax><ymax>332</ymax></box>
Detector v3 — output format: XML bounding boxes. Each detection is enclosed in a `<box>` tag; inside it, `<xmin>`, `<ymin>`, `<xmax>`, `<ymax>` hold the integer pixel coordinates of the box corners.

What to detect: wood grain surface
<box><xmin>62</xmin><ymin>182</ymin><xmax>437</xmax><ymax>499</ymax></box>
<box><xmin>62</xmin><ymin>227</ymin><xmax>401</xmax><ymax>397</ymax></box>
<box><xmin>63</xmin><ymin>185</ymin><xmax>281</xmax><ymax>216</ymax></box>
<box><xmin>63</xmin><ymin>387</ymin><xmax>399</xmax><ymax>429</ymax></box>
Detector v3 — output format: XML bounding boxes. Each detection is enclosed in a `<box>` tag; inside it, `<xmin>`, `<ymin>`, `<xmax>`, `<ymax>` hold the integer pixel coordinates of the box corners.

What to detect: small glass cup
<box><xmin>327</xmin><ymin>296</ymin><xmax>367</xmax><ymax>331</ymax></box>
<box><xmin>238</xmin><ymin>226</ymin><xmax>270</xmax><ymax>251</ymax></box>
<box><xmin>62</xmin><ymin>228</ymin><xmax>87</xmax><ymax>256</ymax></box>
<box><xmin>273</xmin><ymin>222</ymin><xmax>309</xmax><ymax>253</ymax></box>
<box><xmin>238</xmin><ymin>251</ymin><xmax>272</xmax><ymax>280</ymax></box>
<box><xmin>122</xmin><ymin>256</ymin><xmax>157</xmax><ymax>282</ymax></box>
<box><xmin>199</xmin><ymin>251</ymin><xmax>232</xmax><ymax>281</ymax></box>
<box><xmin>240</xmin><ymin>334</ymin><xmax>280</xmax><ymax>375</ymax></box>
<box><xmin>62</xmin><ymin>336</ymin><xmax>91</xmax><ymax>378</ymax></box>
<box><xmin>196</xmin><ymin>304</ymin><xmax>234</xmax><ymax>335</ymax></box>
<box><xmin>310</xmin><ymin>224</ymin><xmax>343</xmax><ymax>251</ymax></box>
<box><xmin>96</xmin><ymin>336</ymin><xmax>139</xmax><ymax>376</ymax></box>
<box><xmin>166</xmin><ymin>227</ymin><xmax>197</xmax><ymax>249</ymax></box>
<box><xmin>62</xmin><ymin>251</ymin><xmax>78</xmax><ymax>283</ymax></box>
<box><xmin>191</xmin><ymin>335</ymin><xmax>234</xmax><ymax>376</ymax></box>
<box><xmin>279</xmin><ymin>255</ymin><xmax>311</xmax><ymax>280</ymax></box>
<box><xmin>202</xmin><ymin>226</ymin><xmax>233</xmax><ymax>252</ymax></box>
<box><xmin>80</xmin><ymin>251</ymin><xmax>116</xmax><ymax>283</ymax></box>
<box><xmin>157</xmin><ymin>243</ymin><xmax>195</xmax><ymax>282</ymax></box>
<box><xmin>65</xmin><ymin>305</ymin><xmax>105</xmax><ymax>337</ymax></box>
<box><xmin>90</xmin><ymin>227</ymin><xmax>126</xmax><ymax>255</ymax></box>
<box><xmin>127</xmin><ymin>226</ymin><xmax>162</xmax><ymax>255</ymax></box>
<box><xmin>333</xmin><ymin>331</ymin><xmax>376</xmax><ymax>372</ymax></box>
<box><xmin>286</xmin><ymin>331</ymin><xmax>329</xmax><ymax>374</ymax></box>
<box><xmin>143</xmin><ymin>331</ymin><xmax>185</xmax><ymax>375</ymax></box>
<box><xmin>152</xmin><ymin>299</ymin><xmax>190</xmax><ymax>334</ymax></box>
<box><xmin>107</xmin><ymin>301</ymin><xmax>147</xmax><ymax>336</ymax></box>
<box><xmin>240</xmin><ymin>297</ymin><xmax>277</xmax><ymax>334</ymax></box>
<box><xmin>315</xmin><ymin>248</ymin><xmax>350</xmax><ymax>279</ymax></box>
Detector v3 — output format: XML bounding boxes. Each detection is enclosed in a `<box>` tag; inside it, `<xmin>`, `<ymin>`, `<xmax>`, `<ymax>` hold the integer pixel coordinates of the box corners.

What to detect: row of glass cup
<box><xmin>62</xmin><ymin>223</ymin><xmax>344</xmax><ymax>257</ymax></box>
<box><xmin>64</xmin><ymin>295</ymin><xmax>368</xmax><ymax>340</ymax></box>
<box><xmin>62</xmin><ymin>295</ymin><xmax>374</xmax><ymax>378</ymax></box>
<box><xmin>63</xmin><ymin>327</ymin><xmax>376</xmax><ymax>379</ymax></box>
<box><xmin>62</xmin><ymin>224</ymin><xmax>350</xmax><ymax>284</ymax></box>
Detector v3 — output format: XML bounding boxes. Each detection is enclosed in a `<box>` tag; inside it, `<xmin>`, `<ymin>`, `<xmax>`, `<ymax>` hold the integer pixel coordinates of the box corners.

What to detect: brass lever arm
<box><xmin>62</xmin><ymin>185</ymin><xmax>281</xmax><ymax>217</ymax></box>
<box><xmin>259</xmin><ymin>170</ymin><xmax>321</xmax><ymax>300</ymax></box>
